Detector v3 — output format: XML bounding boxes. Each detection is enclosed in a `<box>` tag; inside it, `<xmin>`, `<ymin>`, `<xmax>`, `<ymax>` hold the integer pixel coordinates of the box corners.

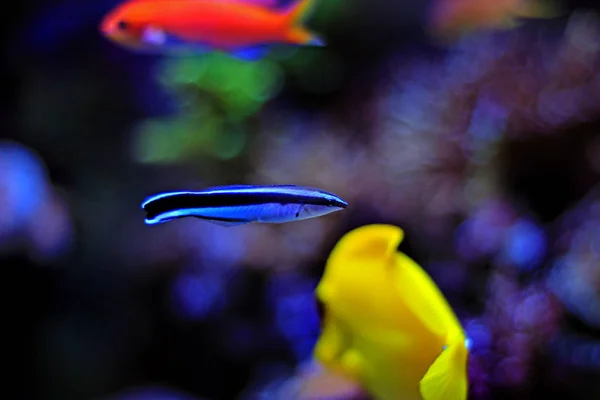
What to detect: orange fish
<box><xmin>428</xmin><ymin>0</ymin><xmax>562</xmax><ymax>40</ymax></box>
<box><xmin>100</xmin><ymin>0</ymin><xmax>324</xmax><ymax>60</ymax></box>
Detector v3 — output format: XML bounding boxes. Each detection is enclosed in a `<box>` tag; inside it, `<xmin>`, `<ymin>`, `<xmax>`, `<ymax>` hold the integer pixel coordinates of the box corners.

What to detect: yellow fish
<box><xmin>312</xmin><ymin>224</ymin><xmax>470</xmax><ymax>400</ymax></box>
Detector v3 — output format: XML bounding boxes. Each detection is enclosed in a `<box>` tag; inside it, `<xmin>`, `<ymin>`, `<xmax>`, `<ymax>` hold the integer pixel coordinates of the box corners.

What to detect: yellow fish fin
<box><xmin>419</xmin><ymin>340</ymin><xmax>469</xmax><ymax>400</ymax></box>
<box><xmin>326</xmin><ymin>224</ymin><xmax>404</xmax><ymax>267</ymax></box>
<box><xmin>313</xmin><ymin>316</ymin><xmax>343</xmax><ymax>364</ymax></box>
<box><xmin>327</xmin><ymin>224</ymin><xmax>463</xmax><ymax>340</ymax></box>
<box><xmin>394</xmin><ymin>251</ymin><xmax>464</xmax><ymax>340</ymax></box>
<box><xmin>313</xmin><ymin>313</ymin><xmax>362</xmax><ymax>381</ymax></box>
<box><xmin>511</xmin><ymin>0</ymin><xmax>563</xmax><ymax>19</ymax></box>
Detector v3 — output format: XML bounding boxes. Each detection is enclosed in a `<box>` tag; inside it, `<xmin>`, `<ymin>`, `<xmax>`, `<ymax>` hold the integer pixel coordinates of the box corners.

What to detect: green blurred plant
<box><xmin>132</xmin><ymin>0</ymin><xmax>345</xmax><ymax>165</ymax></box>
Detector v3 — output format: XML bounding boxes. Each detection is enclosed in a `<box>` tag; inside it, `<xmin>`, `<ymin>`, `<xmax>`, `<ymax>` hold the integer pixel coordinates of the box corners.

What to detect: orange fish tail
<box><xmin>286</xmin><ymin>26</ymin><xmax>323</xmax><ymax>45</ymax></box>
<box><xmin>281</xmin><ymin>0</ymin><xmax>325</xmax><ymax>46</ymax></box>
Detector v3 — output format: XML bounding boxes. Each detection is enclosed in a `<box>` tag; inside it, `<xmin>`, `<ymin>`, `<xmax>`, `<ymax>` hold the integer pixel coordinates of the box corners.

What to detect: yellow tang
<box><xmin>313</xmin><ymin>224</ymin><xmax>470</xmax><ymax>400</ymax></box>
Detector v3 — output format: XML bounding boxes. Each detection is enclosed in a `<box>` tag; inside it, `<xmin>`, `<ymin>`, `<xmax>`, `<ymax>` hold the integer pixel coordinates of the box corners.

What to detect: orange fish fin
<box><xmin>419</xmin><ymin>340</ymin><xmax>468</xmax><ymax>400</ymax></box>
<box><xmin>511</xmin><ymin>0</ymin><xmax>563</xmax><ymax>19</ymax></box>
<box><xmin>281</xmin><ymin>0</ymin><xmax>325</xmax><ymax>45</ymax></box>
<box><xmin>246</xmin><ymin>0</ymin><xmax>278</xmax><ymax>8</ymax></box>
<box><xmin>499</xmin><ymin>16</ymin><xmax>523</xmax><ymax>30</ymax></box>
<box><xmin>128</xmin><ymin>0</ymin><xmax>278</xmax><ymax>7</ymax></box>
<box><xmin>127</xmin><ymin>0</ymin><xmax>173</xmax><ymax>3</ymax></box>
<box><xmin>219</xmin><ymin>0</ymin><xmax>279</xmax><ymax>8</ymax></box>
<box><xmin>282</xmin><ymin>0</ymin><xmax>316</xmax><ymax>24</ymax></box>
<box><xmin>286</xmin><ymin>26</ymin><xmax>325</xmax><ymax>46</ymax></box>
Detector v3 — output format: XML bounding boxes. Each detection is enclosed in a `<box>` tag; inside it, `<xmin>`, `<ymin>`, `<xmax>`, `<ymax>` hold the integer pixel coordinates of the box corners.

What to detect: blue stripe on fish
<box><xmin>142</xmin><ymin>184</ymin><xmax>348</xmax><ymax>226</ymax></box>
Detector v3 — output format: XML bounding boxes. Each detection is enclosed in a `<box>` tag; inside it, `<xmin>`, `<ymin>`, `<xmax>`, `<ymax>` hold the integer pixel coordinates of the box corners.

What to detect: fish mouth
<box><xmin>336</xmin><ymin>199</ymin><xmax>348</xmax><ymax>208</ymax></box>
<box><xmin>99</xmin><ymin>14</ymin><xmax>114</xmax><ymax>36</ymax></box>
<box><xmin>99</xmin><ymin>16</ymin><xmax>129</xmax><ymax>44</ymax></box>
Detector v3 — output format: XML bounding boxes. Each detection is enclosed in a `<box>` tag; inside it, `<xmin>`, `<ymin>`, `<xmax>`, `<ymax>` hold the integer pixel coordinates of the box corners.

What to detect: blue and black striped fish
<box><xmin>141</xmin><ymin>184</ymin><xmax>348</xmax><ymax>227</ymax></box>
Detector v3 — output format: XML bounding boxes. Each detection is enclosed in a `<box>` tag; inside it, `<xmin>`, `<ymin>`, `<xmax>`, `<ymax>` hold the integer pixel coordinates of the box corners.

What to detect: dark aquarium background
<box><xmin>2</xmin><ymin>0</ymin><xmax>600</xmax><ymax>399</ymax></box>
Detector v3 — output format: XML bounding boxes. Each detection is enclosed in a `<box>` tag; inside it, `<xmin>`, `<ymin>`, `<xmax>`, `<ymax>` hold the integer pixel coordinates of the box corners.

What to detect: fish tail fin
<box><xmin>419</xmin><ymin>339</ymin><xmax>469</xmax><ymax>400</ymax></box>
<box><xmin>281</xmin><ymin>0</ymin><xmax>325</xmax><ymax>46</ymax></box>
<box><xmin>512</xmin><ymin>0</ymin><xmax>563</xmax><ymax>19</ymax></box>
<box><xmin>282</xmin><ymin>0</ymin><xmax>316</xmax><ymax>25</ymax></box>
<box><xmin>286</xmin><ymin>26</ymin><xmax>325</xmax><ymax>46</ymax></box>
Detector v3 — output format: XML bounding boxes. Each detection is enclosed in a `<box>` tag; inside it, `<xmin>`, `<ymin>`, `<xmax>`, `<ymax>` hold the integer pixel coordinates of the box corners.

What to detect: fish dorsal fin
<box><xmin>236</xmin><ymin>0</ymin><xmax>278</xmax><ymax>8</ymax></box>
<box><xmin>393</xmin><ymin>250</ymin><xmax>464</xmax><ymax>340</ymax></box>
<box><xmin>128</xmin><ymin>0</ymin><xmax>278</xmax><ymax>8</ymax></box>
<box><xmin>204</xmin><ymin>184</ymin><xmax>255</xmax><ymax>190</ymax></box>
<box><xmin>282</xmin><ymin>0</ymin><xmax>316</xmax><ymax>24</ymax></box>
<box><xmin>203</xmin><ymin>184</ymin><xmax>302</xmax><ymax>191</ymax></box>
<box><xmin>325</xmin><ymin>224</ymin><xmax>463</xmax><ymax>340</ymax></box>
<box><xmin>510</xmin><ymin>0</ymin><xmax>563</xmax><ymax>19</ymax></box>
<box><xmin>419</xmin><ymin>339</ymin><xmax>468</xmax><ymax>400</ymax></box>
<box><xmin>326</xmin><ymin>224</ymin><xmax>404</xmax><ymax>265</ymax></box>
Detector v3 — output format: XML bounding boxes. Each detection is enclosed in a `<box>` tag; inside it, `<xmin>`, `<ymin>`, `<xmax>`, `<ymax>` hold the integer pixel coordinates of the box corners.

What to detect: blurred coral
<box><xmin>548</xmin><ymin>185</ymin><xmax>600</xmax><ymax>329</ymax></box>
<box><xmin>0</xmin><ymin>140</ymin><xmax>73</xmax><ymax>263</ymax></box>
<box><xmin>102</xmin><ymin>385</ymin><xmax>203</xmax><ymax>400</ymax></box>
<box><xmin>484</xmin><ymin>272</ymin><xmax>562</xmax><ymax>387</ymax></box>
<box><xmin>4</xmin><ymin>0</ymin><xmax>600</xmax><ymax>399</ymax></box>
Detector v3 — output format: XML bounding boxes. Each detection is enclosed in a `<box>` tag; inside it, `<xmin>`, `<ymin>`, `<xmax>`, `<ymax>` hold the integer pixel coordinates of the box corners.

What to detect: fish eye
<box><xmin>117</xmin><ymin>20</ymin><xmax>128</xmax><ymax>30</ymax></box>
